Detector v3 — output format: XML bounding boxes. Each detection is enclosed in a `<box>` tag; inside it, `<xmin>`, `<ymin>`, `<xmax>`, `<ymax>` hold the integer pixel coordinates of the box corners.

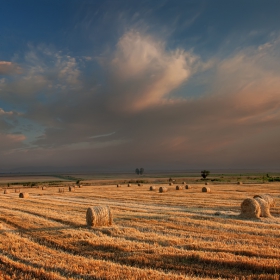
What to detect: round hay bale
<box><xmin>138</xmin><ymin>183</ymin><xmax>143</xmax><ymax>186</ymax></box>
<box><xmin>237</xmin><ymin>181</ymin><xmax>243</xmax><ymax>185</ymax></box>
<box><xmin>4</xmin><ymin>189</ymin><xmax>9</xmax><ymax>194</ymax></box>
<box><xmin>59</xmin><ymin>188</ymin><xmax>65</xmax><ymax>193</ymax></box>
<box><xmin>117</xmin><ymin>184</ymin><xmax>121</xmax><ymax>188</ymax></box>
<box><xmin>86</xmin><ymin>206</ymin><xmax>112</xmax><ymax>227</ymax></box>
<box><xmin>253</xmin><ymin>194</ymin><xmax>275</xmax><ymax>207</ymax></box>
<box><xmin>159</xmin><ymin>187</ymin><xmax>168</xmax><ymax>193</ymax></box>
<box><xmin>19</xmin><ymin>192</ymin><xmax>29</xmax><ymax>198</ymax></box>
<box><xmin>78</xmin><ymin>184</ymin><xmax>82</xmax><ymax>188</ymax></box>
<box><xmin>169</xmin><ymin>182</ymin><xmax>173</xmax><ymax>186</ymax></box>
<box><xmin>127</xmin><ymin>184</ymin><xmax>131</xmax><ymax>187</ymax></box>
<box><xmin>182</xmin><ymin>181</ymin><xmax>186</xmax><ymax>184</ymax></box>
<box><xmin>41</xmin><ymin>186</ymin><xmax>47</xmax><ymax>190</ymax></box>
<box><xmin>202</xmin><ymin>187</ymin><xmax>210</xmax><ymax>192</ymax></box>
<box><xmin>176</xmin><ymin>185</ymin><xmax>183</xmax><ymax>190</ymax></box>
<box><xmin>69</xmin><ymin>186</ymin><xmax>75</xmax><ymax>192</ymax></box>
<box><xmin>185</xmin><ymin>185</ymin><xmax>191</xmax><ymax>189</ymax></box>
<box><xmin>149</xmin><ymin>186</ymin><xmax>156</xmax><ymax>191</ymax></box>
<box><xmin>15</xmin><ymin>189</ymin><xmax>20</xmax><ymax>193</ymax></box>
<box><xmin>240</xmin><ymin>198</ymin><xmax>260</xmax><ymax>219</ymax></box>
<box><xmin>254</xmin><ymin>197</ymin><xmax>271</xmax><ymax>218</ymax></box>
<box><xmin>205</xmin><ymin>182</ymin><xmax>209</xmax><ymax>185</ymax></box>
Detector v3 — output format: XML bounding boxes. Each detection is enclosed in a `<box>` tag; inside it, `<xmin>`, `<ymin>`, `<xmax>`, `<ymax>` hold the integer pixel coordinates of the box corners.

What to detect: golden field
<box><xmin>0</xmin><ymin>181</ymin><xmax>279</xmax><ymax>280</ymax></box>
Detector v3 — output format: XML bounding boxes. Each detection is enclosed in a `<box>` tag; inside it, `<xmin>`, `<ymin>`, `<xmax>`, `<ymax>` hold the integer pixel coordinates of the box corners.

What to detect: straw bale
<box><xmin>253</xmin><ymin>194</ymin><xmax>275</xmax><ymax>207</ymax></box>
<box><xmin>42</xmin><ymin>186</ymin><xmax>47</xmax><ymax>190</ymax></box>
<box><xmin>182</xmin><ymin>182</ymin><xmax>186</xmax><ymax>184</ymax></box>
<box><xmin>3</xmin><ymin>189</ymin><xmax>9</xmax><ymax>194</ymax></box>
<box><xmin>138</xmin><ymin>183</ymin><xmax>143</xmax><ymax>186</ymax></box>
<box><xmin>59</xmin><ymin>188</ymin><xmax>65</xmax><ymax>193</ymax></box>
<box><xmin>169</xmin><ymin>182</ymin><xmax>173</xmax><ymax>186</ymax></box>
<box><xmin>254</xmin><ymin>197</ymin><xmax>271</xmax><ymax>218</ymax></box>
<box><xmin>69</xmin><ymin>186</ymin><xmax>75</xmax><ymax>192</ymax></box>
<box><xmin>86</xmin><ymin>206</ymin><xmax>113</xmax><ymax>227</ymax></box>
<box><xmin>19</xmin><ymin>192</ymin><xmax>29</xmax><ymax>198</ymax></box>
<box><xmin>15</xmin><ymin>189</ymin><xmax>20</xmax><ymax>193</ymax></box>
<box><xmin>202</xmin><ymin>187</ymin><xmax>210</xmax><ymax>192</ymax></box>
<box><xmin>127</xmin><ymin>184</ymin><xmax>131</xmax><ymax>187</ymax></box>
<box><xmin>159</xmin><ymin>187</ymin><xmax>168</xmax><ymax>193</ymax></box>
<box><xmin>117</xmin><ymin>184</ymin><xmax>121</xmax><ymax>188</ymax></box>
<box><xmin>205</xmin><ymin>182</ymin><xmax>209</xmax><ymax>185</ymax></box>
<box><xmin>240</xmin><ymin>198</ymin><xmax>260</xmax><ymax>219</ymax></box>
<box><xmin>185</xmin><ymin>185</ymin><xmax>191</xmax><ymax>189</ymax></box>
<box><xmin>149</xmin><ymin>186</ymin><xmax>156</xmax><ymax>191</ymax></box>
<box><xmin>237</xmin><ymin>182</ymin><xmax>243</xmax><ymax>185</ymax></box>
<box><xmin>176</xmin><ymin>185</ymin><xmax>183</xmax><ymax>190</ymax></box>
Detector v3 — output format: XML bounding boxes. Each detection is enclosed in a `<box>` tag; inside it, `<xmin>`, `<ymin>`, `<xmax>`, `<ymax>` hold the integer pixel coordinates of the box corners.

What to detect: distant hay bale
<box><xmin>159</xmin><ymin>187</ymin><xmax>168</xmax><ymax>193</ymax></box>
<box><xmin>127</xmin><ymin>184</ymin><xmax>131</xmax><ymax>187</ymax></box>
<box><xmin>182</xmin><ymin>182</ymin><xmax>186</xmax><ymax>184</ymax></box>
<box><xmin>117</xmin><ymin>184</ymin><xmax>121</xmax><ymax>188</ymax></box>
<box><xmin>86</xmin><ymin>206</ymin><xmax>112</xmax><ymax>227</ymax></box>
<box><xmin>205</xmin><ymin>182</ymin><xmax>209</xmax><ymax>185</ymax></box>
<box><xmin>42</xmin><ymin>186</ymin><xmax>46</xmax><ymax>190</ymax></box>
<box><xmin>15</xmin><ymin>189</ymin><xmax>20</xmax><ymax>193</ymax></box>
<box><xmin>254</xmin><ymin>197</ymin><xmax>271</xmax><ymax>218</ymax></box>
<box><xmin>237</xmin><ymin>181</ymin><xmax>243</xmax><ymax>185</ymax></box>
<box><xmin>240</xmin><ymin>198</ymin><xmax>260</xmax><ymax>219</ymax></box>
<box><xmin>138</xmin><ymin>183</ymin><xmax>143</xmax><ymax>186</ymax></box>
<box><xmin>59</xmin><ymin>188</ymin><xmax>65</xmax><ymax>193</ymax></box>
<box><xmin>3</xmin><ymin>189</ymin><xmax>9</xmax><ymax>194</ymax></box>
<box><xmin>69</xmin><ymin>186</ymin><xmax>75</xmax><ymax>192</ymax></box>
<box><xmin>19</xmin><ymin>192</ymin><xmax>29</xmax><ymax>198</ymax></box>
<box><xmin>78</xmin><ymin>184</ymin><xmax>82</xmax><ymax>188</ymax></box>
<box><xmin>176</xmin><ymin>185</ymin><xmax>183</xmax><ymax>190</ymax></box>
<box><xmin>253</xmin><ymin>194</ymin><xmax>275</xmax><ymax>207</ymax></box>
<box><xmin>169</xmin><ymin>182</ymin><xmax>173</xmax><ymax>186</ymax></box>
<box><xmin>185</xmin><ymin>185</ymin><xmax>191</xmax><ymax>189</ymax></box>
<box><xmin>202</xmin><ymin>187</ymin><xmax>210</xmax><ymax>192</ymax></box>
<box><xmin>149</xmin><ymin>186</ymin><xmax>156</xmax><ymax>191</ymax></box>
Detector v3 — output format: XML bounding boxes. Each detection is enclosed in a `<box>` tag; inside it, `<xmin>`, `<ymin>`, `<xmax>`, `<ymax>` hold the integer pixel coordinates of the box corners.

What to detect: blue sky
<box><xmin>0</xmin><ymin>0</ymin><xmax>280</xmax><ymax>172</ymax></box>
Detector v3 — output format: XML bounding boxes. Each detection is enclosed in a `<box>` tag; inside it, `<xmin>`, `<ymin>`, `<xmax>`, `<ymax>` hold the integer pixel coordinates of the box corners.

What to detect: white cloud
<box><xmin>105</xmin><ymin>30</ymin><xmax>199</xmax><ymax>111</ymax></box>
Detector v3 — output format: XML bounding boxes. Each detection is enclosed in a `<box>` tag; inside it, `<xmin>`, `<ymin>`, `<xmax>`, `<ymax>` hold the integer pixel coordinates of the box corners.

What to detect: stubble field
<box><xmin>0</xmin><ymin>181</ymin><xmax>279</xmax><ymax>280</ymax></box>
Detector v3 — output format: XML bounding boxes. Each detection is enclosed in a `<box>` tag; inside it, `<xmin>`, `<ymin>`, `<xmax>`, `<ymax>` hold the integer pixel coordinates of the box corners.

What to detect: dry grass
<box><xmin>0</xmin><ymin>181</ymin><xmax>279</xmax><ymax>279</ymax></box>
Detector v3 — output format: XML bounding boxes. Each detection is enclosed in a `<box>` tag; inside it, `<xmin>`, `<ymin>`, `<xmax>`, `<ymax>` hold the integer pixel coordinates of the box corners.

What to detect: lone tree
<box><xmin>201</xmin><ymin>170</ymin><xmax>210</xmax><ymax>179</ymax></box>
<box><xmin>135</xmin><ymin>168</ymin><xmax>144</xmax><ymax>175</ymax></box>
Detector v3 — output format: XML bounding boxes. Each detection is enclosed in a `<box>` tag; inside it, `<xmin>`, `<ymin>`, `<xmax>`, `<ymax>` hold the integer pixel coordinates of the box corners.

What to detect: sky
<box><xmin>0</xmin><ymin>0</ymin><xmax>280</xmax><ymax>172</ymax></box>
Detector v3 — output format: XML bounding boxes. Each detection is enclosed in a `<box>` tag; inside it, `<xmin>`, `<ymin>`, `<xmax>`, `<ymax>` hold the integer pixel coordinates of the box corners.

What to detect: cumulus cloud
<box><xmin>105</xmin><ymin>30</ymin><xmax>198</xmax><ymax>112</ymax></box>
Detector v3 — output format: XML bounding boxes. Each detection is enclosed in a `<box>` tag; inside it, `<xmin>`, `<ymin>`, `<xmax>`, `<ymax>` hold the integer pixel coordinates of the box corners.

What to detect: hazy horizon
<box><xmin>1</xmin><ymin>0</ymin><xmax>280</xmax><ymax>172</ymax></box>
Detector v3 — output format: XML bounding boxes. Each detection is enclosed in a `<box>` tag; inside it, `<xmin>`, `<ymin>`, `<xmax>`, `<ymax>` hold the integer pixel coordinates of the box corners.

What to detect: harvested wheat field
<box><xmin>0</xmin><ymin>182</ymin><xmax>280</xmax><ymax>280</ymax></box>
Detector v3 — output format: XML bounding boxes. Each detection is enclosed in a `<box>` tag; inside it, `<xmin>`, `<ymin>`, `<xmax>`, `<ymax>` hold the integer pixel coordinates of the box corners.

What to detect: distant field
<box><xmin>0</xmin><ymin>181</ymin><xmax>279</xmax><ymax>279</ymax></box>
<box><xmin>0</xmin><ymin>175</ymin><xmax>69</xmax><ymax>184</ymax></box>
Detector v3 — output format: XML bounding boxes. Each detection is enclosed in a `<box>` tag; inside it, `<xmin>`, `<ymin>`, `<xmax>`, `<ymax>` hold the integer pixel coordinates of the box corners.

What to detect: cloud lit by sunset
<box><xmin>0</xmin><ymin>0</ymin><xmax>280</xmax><ymax>172</ymax></box>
